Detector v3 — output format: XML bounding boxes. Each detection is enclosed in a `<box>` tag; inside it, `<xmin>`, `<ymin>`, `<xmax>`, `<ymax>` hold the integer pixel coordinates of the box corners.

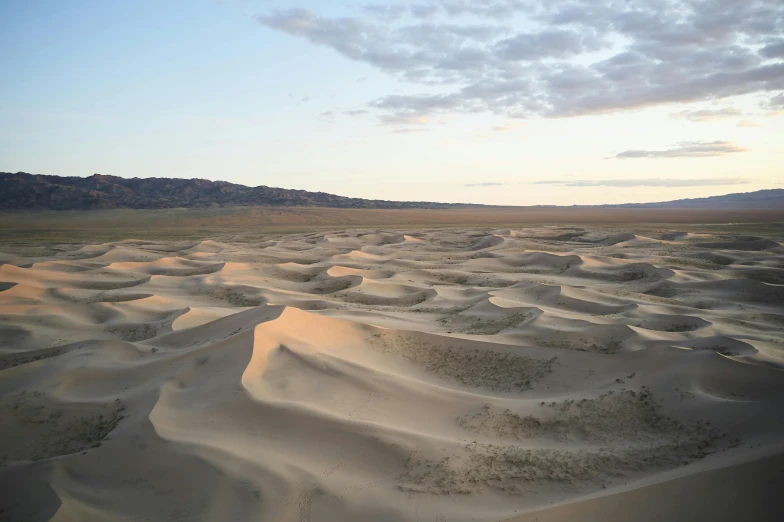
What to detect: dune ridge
<box><xmin>1</xmin><ymin>226</ymin><xmax>783</xmax><ymax>521</ymax></box>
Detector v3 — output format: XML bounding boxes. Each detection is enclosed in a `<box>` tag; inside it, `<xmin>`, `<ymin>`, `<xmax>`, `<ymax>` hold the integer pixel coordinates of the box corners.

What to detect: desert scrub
<box><xmin>665</xmin><ymin>323</ymin><xmax>697</xmax><ymax>332</ymax></box>
<box><xmin>403</xmin><ymin>390</ymin><xmax>726</xmax><ymax>495</ymax></box>
<box><xmin>456</xmin><ymin>390</ymin><xmax>716</xmax><ymax>444</ymax></box>
<box><xmin>644</xmin><ymin>284</ymin><xmax>677</xmax><ymax>298</ymax></box>
<box><xmin>411</xmin><ymin>305</ymin><xmax>471</xmax><ymax>315</ymax></box>
<box><xmin>338</xmin><ymin>291</ymin><xmax>430</xmax><ymax>306</ymax></box>
<box><xmin>462</xmin><ymin>313</ymin><xmax>532</xmax><ymax>335</ymax></box>
<box><xmin>310</xmin><ymin>278</ymin><xmax>354</xmax><ymax>295</ymax></box>
<box><xmin>368</xmin><ymin>332</ymin><xmax>556</xmax><ymax>392</ymax></box>
<box><xmin>0</xmin><ymin>347</ymin><xmax>66</xmax><ymax>371</ymax></box>
<box><xmin>268</xmin><ymin>268</ymin><xmax>315</xmax><ymax>283</ymax></box>
<box><xmin>210</xmin><ymin>288</ymin><xmax>263</xmax><ymax>306</ymax></box>
<box><xmin>435</xmin><ymin>272</ymin><xmax>469</xmax><ymax>285</ymax></box>
<box><xmin>620</xmin><ymin>269</ymin><xmax>647</xmax><ymax>281</ymax></box>
<box><xmin>1</xmin><ymin>392</ymin><xmax>127</xmax><ymax>464</ymax></box>
<box><xmin>106</xmin><ymin>322</ymin><xmax>158</xmax><ymax>342</ymax></box>
<box><xmin>659</xmin><ymin>257</ymin><xmax>720</xmax><ymax>270</ymax></box>
<box><xmin>72</xmin><ymin>277</ymin><xmax>151</xmax><ymax>290</ymax></box>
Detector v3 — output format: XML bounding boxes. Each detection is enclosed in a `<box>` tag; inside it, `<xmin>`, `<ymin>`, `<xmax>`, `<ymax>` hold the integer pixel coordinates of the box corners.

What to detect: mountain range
<box><xmin>1</xmin><ymin>172</ymin><xmax>782</xmax><ymax>211</ymax></box>
<box><xmin>0</xmin><ymin>172</ymin><xmax>482</xmax><ymax>211</ymax></box>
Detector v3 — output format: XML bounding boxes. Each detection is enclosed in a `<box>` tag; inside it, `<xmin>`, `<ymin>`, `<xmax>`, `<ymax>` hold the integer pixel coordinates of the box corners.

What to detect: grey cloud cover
<box><xmin>260</xmin><ymin>1</ymin><xmax>784</xmax><ymax>124</ymax></box>
<box><xmin>614</xmin><ymin>141</ymin><xmax>748</xmax><ymax>159</ymax></box>
<box><xmin>535</xmin><ymin>178</ymin><xmax>750</xmax><ymax>187</ymax></box>
<box><xmin>760</xmin><ymin>39</ymin><xmax>784</xmax><ymax>59</ymax></box>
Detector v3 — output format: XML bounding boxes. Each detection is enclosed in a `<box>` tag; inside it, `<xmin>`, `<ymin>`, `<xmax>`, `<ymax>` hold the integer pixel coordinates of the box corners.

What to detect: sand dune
<box><xmin>1</xmin><ymin>226</ymin><xmax>783</xmax><ymax>521</ymax></box>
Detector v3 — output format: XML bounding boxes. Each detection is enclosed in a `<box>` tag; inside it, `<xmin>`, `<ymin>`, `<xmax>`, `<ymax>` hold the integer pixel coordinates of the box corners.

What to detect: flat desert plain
<box><xmin>1</xmin><ymin>225</ymin><xmax>783</xmax><ymax>521</ymax></box>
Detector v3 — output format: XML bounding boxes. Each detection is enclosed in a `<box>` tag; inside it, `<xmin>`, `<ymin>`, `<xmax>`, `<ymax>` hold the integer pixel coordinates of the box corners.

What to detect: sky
<box><xmin>1</xmin><ymin>0</ymin><xmax>782</xmax><ymax>206</ymax></box>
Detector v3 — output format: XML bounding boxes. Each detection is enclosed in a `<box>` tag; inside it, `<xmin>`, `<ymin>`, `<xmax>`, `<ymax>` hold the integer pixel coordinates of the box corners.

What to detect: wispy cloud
<box><xmin>671</xmin><ymin>108</ymin><xmax>742</xmax><ymax>122</ymax></box>
<box><xmin>393</xmin><ymin>127</ymin><xmax>428</xmax><ymax>134</ymax></box>
<box><xmin>737</xmin><ymin>120</ymin><xmax>760</xmax><ymax>127</ymax></box>
<box><xmin>491</xmin><ymin>122</ymin><xmax>522</xmax><ymax>132</ymax></box>
<box><xmin>464</xmin><ymin>182</ymin><xmax>506</xmax><ymax>187</ymax></box>
<box><xmin>317</xmin><ymin>111</ymin><xmax>335</xmax><ymax>122</ymax></box>
<box><xmin>379</xmin><ymin>113</ymin><xmax>431</xmax><ymax>126</ymax></box>
<box><xmin>475</xmin><ymin>121</ymin><xmax>525</xmax><ymax>138</ymax></box>
<box><xmin>533</xmin><ymin>178</ymin><xmax>750</xmax><ymax>187</ymax></box>
<box><xmin>344</xmin><ymin>109</ymin><xmax>369</xmax><ymax>116</ymax></box>
<box><xmin>614</xmin><ymin>141</ymin><xmax>748</xmax><ymax>159</ymax></box>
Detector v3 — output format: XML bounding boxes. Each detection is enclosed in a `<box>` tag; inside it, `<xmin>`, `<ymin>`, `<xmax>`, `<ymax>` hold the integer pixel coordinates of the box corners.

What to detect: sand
<box><xmin>1</xmin><ymin>226</ymin><xmax>783</xmax><ymax>521</ymax></box>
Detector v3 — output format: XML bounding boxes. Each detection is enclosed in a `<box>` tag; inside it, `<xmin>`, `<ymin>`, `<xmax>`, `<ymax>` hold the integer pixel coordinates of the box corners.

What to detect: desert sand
<box><xmin>1</xmin><ymin>226</ymin><xmax>783</xmax><ymax>521</ymax></box>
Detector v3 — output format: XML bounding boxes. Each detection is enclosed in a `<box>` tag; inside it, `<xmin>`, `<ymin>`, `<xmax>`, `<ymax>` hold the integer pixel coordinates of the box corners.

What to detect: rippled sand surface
<box><xmin>1</xmin><ymin>226</ymin><xmax>783</xmax><ymax>521</ymax></box>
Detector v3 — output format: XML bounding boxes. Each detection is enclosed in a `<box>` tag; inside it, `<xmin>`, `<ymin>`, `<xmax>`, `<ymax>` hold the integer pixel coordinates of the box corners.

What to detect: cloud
<box><xmin>344</xmin><ymin>109</ymin><xmax>369</xmax><ymax>116</ymax></box>
<box><xmin>764</xmin><ymin>92</ymin><xmax>784</xmax><ymax>113</ymax></box>
<box><xmin>495</xmin><ymin>28</ymin><xmax>606</xmax><ymax>61</ymax></box>
<box><xmin>464</xmin><ymin>181</ymin><xmax>506</xmax><ymax>187</ymax></box>
<box><xmin>393</xmin><ymin>127</ymin><xmax>428</xmax><ymax>134</ymax></box>
<box><xmin>437</xmin><ymin>1</ymin><xmax>529</xmax><ymax>19</ymax></box>
<box><xmin>378</xmin><ymin>113</ymin><xmax>432</xmax><ymax>125</ymax></box>
<box><xmin>534</xmin><ymin>178</ymin><xmax>750</xmax><ymax>187</ymax></box>
<box><xmin>614</xmin><ymin>141</ymin><xmax>748</xmax><ymax>159</ymax></box>
<box><xmin>760</xmin><ymin>39</ymin><xmax>784</xmax><ymax>59</ymax></box>
<box><xmin>671</xmin><ymin>107</ymin><xmax>742</xmax><ymax>122</ymax></box>
<box><xmin>410</xmin><ymin>3</ymin><xmax>439</xmax><ymax>18</ymax></box>
<box><xmin>361</xmin><ymin>3</ymin><xmax>407</xmax><ymax>21</ymax></box>
<box><xmin>737</xmin><ymin>119</ymin><xmax>760</xmax><ymax>127</ymax></box>
<box><xmin>475</xmin><ymin>121</ymin><xmax>524</xmax><ymax>137</ymax></box>
<box><xmin>260</xmin><ymin>2</ymin><xmax>784</xmax><ymax>125</ymax></box>
<box><xmin>491</xmin><ymin>121</ymin><xmax>523</xmax><ymax>132</ymax></box>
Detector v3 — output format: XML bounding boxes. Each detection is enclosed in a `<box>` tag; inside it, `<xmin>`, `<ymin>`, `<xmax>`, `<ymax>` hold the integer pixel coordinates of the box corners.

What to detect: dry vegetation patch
<box><xmin>210</xmin><ymin>287</ymin><xmax>264</xmax><ymax>306</ymax></box>
<box><xmin>457</xmin><ymin>389</ymin><xmax>714</xmax><ymax>444</ymax></box>
<box><xmin>400</xmin><ymin>389</ymin><xmax>727</xmax><ymax>495</ymax></box>
<box><xmin>0</xmin><ymin>391</ymin><xmax>126</xmax><ymax>465</ymax></box>
<box><xmin>368</xmin><ymin>332</ymin><xmax>556</xmax><ymax>392</ymax></box>
<box><xmin>461</xmin><ymin>313</ymin><xmax>533</xmax><ymax>335</ymax></box>
<box><xmin>105</xmin><ymin>322</ymin><xmax>159</xmax><ymax>342</ymax></box>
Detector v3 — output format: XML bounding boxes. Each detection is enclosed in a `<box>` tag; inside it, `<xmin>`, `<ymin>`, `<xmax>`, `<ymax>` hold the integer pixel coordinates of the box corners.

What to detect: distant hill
<box><xmin>0</xmin><ymin>172</ymin><xmax>484</xmax><ymax>210</ymax></box>
<box><xmin>1</xmin><ymin>172</ymin><xmax>782</xmax><ymax>211</ymax></box>
<box><xmin>613</xmin><ymin>189</ymin><xmax>784</xmax><ymax>209</ymax></box>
